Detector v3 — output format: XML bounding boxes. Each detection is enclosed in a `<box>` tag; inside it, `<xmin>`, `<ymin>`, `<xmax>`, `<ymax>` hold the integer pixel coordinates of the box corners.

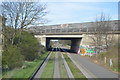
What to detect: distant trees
<box><xmin>58</xmin><ymin>40</ymin><xmax>71</xmax><ymax>46</ymax></box>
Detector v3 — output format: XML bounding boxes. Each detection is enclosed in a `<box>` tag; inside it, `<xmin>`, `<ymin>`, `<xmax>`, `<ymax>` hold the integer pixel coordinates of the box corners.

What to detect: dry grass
<box><xmin>91</xmin><ymin>44</ymin><xmax>119</xmax><ymax>74</ymax></box>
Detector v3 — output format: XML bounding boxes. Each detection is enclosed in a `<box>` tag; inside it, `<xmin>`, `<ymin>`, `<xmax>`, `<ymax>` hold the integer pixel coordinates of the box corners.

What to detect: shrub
<box><xmin>2</xmin><ymin>45</ymin><xmax>24</xmax><ymax>70</ymax></box>
<box><xmin>18</xmin><ymin>32</ymin><xmax>40</xmax><ymax>61</ymax></box>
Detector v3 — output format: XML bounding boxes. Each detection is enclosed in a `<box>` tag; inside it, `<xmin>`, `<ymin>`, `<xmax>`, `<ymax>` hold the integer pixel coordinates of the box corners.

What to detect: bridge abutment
<box><xmin>34</xmin><ymin>35</ymin><xmax>46</xmax><ymax>46</ymax></box>
<box><xmin>70</xmin><ymin>39</ymin><xmax>81</xmax><ymax>53</ymax></box>
<box><xmin>46</xmin><ymin>39</ymin><xmax>51</xmax><ymax>50</ymax></box>
<box><xmin>35</xmin><ymin>35</ymin><xmax>84</xmax><ymax>53</ymax></box>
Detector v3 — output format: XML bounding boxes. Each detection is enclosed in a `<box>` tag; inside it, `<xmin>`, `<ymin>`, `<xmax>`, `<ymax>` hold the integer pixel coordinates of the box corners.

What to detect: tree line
<box><xmin>1</xmin><ymin>2</ymin><xmax>47</xmax><ymax>70</ymax></box>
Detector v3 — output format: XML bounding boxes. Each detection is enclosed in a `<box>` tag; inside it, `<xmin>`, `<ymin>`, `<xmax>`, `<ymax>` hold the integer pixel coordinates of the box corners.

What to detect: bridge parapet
<box><xmin>27</xmin><ymin>20</ymin><xmax>119</xmax><ymax>35</ymax></box>
<box><xmin>28</xmin><ymin>27</ymin><xmax>120</xmax><ymax>35</ymax></box>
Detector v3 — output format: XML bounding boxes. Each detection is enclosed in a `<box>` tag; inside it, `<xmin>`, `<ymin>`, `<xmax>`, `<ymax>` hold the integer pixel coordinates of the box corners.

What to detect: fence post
<box><xmin>104</xmin><ymin>57</ymin><xmax>106</xmax><ymax>64</ymax></box>
<box><xmin>110</xmin><ymin>59</ymin><xmax>113</xmax><ymax>67</ymax></box>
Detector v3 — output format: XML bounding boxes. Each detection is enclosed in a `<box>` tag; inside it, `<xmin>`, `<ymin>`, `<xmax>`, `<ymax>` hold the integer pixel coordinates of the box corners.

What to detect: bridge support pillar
<box><xmin>70</xmin><ymin>39</ymin><xmax>81</xmax><ymax>53</ymax></box>
<box><xmin>46</xmin><ymin>39</ymin><xmax>51</xmax><ymax>50</ymax></box>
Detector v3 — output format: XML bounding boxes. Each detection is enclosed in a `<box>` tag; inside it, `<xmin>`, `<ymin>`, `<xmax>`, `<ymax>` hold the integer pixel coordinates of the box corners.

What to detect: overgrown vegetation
<box><xmin>91</xmin><ymin>43</ymin><xmax>120</xmax><ymax>73</ymax></box>
<box><xmin>1</xmin><ymin>2</ymin><xmax>47</xmax><ymax>72</ymax></box>
<box><xmin>1</xmin><ymin>2</ymin><xmax>49</xmax><ymax>79</ymax></box>
<box><xmin>2</xmin><ymin>31</ymin><xmax>46</xmax><ymax>70</ymax></box>
<box><xmin>2</xmin><ymin>45</ymin><xmax>24</xmax><ymax>70</ymax></box>
<box><xmin>2</xmin><ymin>52</ymin><xmax>48</xmax><ymax>78</ymax></box>
<box><xmin>16</xmin><ymin>31</ymin><xmax>40</xmax><ymax>61</ymax></box>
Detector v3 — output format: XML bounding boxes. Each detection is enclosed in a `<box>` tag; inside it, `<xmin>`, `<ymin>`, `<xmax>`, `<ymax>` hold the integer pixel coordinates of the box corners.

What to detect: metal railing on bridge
<box><xmin>29</xmin><ymin>27</ymin><xmax>119</xmax><ymax>35</ymax></box>
<box><xmin>27</xmin><ymin>20</ymin><xmax>119</xmax><ymax>35</ymax></box>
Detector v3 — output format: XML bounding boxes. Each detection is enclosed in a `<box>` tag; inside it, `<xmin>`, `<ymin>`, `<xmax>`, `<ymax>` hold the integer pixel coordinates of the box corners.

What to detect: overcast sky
<box><xmin>0</xmin><ymin>0</ymin><xmax>119</xmax><ymax>25</ymax></box>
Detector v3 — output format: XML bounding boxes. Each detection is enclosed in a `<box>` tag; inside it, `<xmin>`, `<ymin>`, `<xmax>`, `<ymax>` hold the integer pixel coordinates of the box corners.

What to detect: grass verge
<box><xmin>90</xmin><ymin>44</ymin><xmax>120</xmax><ymax>74</ymax></box>
<box><xmin>59</xmin><ymin>53</ymin><xmax>68</xmax><ymax>78</ymax></box>
<box><xmin>63</xmin><ymin>54</ymin><xmax>86</xmax><ymax>79</ymax></box>
<box><xmin>2</xmin><ymin>52</ymin><xmax>49</xmax><ymax>78</ymax></box>
<box><xmin>40</xmin><ymin>52</ymin><xmax>55</xmax><ymax>78</ymax></box>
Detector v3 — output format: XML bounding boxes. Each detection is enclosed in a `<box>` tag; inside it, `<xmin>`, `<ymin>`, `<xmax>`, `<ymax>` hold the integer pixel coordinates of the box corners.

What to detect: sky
<box><xmin>0</xmin><ymin>0</ymin><xmax>119</xmax><ymax>25</ymax></box>
<box><xmin>44</xmin><ymin>2</ymin><xmax>118</xmax><ymax>25</ymax></box>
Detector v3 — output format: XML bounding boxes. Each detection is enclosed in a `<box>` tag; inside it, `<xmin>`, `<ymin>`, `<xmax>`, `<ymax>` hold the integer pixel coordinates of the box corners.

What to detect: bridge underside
<box><xmin>46</xmin><ymin>37</ymin><xmax>81</xmax><ymax>53</ymax></box>
<box><xmin>34</xmin><ymin>35</ymin><xmax>83</xmax><ymax>53</ymax></box>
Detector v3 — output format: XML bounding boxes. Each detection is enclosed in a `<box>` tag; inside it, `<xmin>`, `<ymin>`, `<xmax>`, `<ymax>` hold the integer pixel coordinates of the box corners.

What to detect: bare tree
<box><xmin>89</xmin><ymin>12</ymin><xmax>114</xmax><ymax>53</ymax></box>
<box><xmin>2</xmin><ymin>2</ymin><xmax>47</xmax><ymax>28</ymax></box>
<box><xmin>1</xmin><ymin>2</ymin><xmax>47</xmax><ymax>45</ymax></box>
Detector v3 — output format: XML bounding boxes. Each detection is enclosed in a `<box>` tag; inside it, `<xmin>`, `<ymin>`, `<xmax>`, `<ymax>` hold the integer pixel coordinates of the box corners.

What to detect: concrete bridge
<box><xmin>35</xmin><ymin>34</ymin><xmax>83</xmax><ymax>53</ymax></box>
<box><xmin>28</xmin><ymin>20</ymin><xmax>120</xmax><ymax>53</ymax></box>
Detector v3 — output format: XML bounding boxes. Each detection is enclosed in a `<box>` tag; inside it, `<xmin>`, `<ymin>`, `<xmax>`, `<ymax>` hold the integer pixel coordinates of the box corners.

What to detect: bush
<box><xmin>2</xmin><ymin>45</ymin><xmax>24</xmax><ymax>70</ymax></box>
<box><xmin>39</xmin><ymin>44</ymin><xmax>46</xmax><ymax>53</ymax></box>
<box><xmin>2</xmin><ymin>31</ymin><xmax>46</xmax><ymax>70</ymax></box>
<box><xmin>18</xmin><ymin>32</ymin><xmax>40</xmax><ymax>61</ymax></box>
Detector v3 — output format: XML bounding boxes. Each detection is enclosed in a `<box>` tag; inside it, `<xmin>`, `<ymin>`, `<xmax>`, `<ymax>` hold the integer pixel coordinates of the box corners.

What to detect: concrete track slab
<box><xmin>34</xmin><ymin>53</ymin><xmax>52</xmax><ymax>78</ymax></box>
<box><xmin>53</xmin><ymin>53</ymin><xmax>61</xmax><ymax>78</ymax></box>
<box><xmin>61</xmin><ymin>53</ymin><xmax>74</xmax><ymax>79</ymax></box>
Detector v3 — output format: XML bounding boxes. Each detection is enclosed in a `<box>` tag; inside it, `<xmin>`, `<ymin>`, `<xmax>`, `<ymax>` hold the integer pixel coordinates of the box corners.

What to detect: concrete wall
<box><xmin>35</xmin><ymin>34</ymin><xmax>119</xmax><ymax>54</ymax></box>
<box><xmin>35</xmin><ymin>36</ymin><xmax>46</xmax><ymax>46</ymax></box>
<box><xmin>70</xmin><ymin>39</ymin><xmax>81</xmax><ymax>53</ymax></box>
<box><xmin>46</xmin><ymin>39</ymin><xmax>51</xmax><ymax>50</ymax></box>
<box><xmin>81</xmin><ymin>34</ymin><xmax>119</xmax><ymax>46</ymax></box>
<box><xmin>79</xmin><ymin>34</ymin><xmax>120</xmax><ymax>56</ymax></box>
<box><xmin>35</xmin><ymin>34</ymin><xmax>83</xmax><ymax>53</ymax></box>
